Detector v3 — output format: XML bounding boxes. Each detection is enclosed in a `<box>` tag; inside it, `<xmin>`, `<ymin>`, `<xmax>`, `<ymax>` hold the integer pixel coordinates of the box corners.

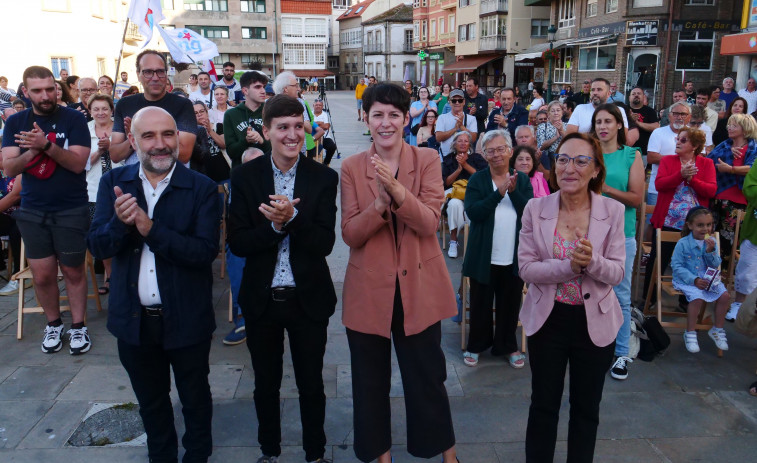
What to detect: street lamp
<box><xmin>546</xmin><ymin>24</ymin><xmax>557</xmax><ymax>103</ymax></box>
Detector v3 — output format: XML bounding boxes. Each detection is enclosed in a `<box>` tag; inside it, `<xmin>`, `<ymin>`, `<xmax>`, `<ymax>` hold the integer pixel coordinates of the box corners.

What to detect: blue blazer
<box><xmin>671</xmin><ymin>233</ymin><xmax>721</xmax><ymax>287</ymax></box>
<box><xmin>87</xmin><ymin>162</ymin><xmax>220</xmax><ymax>349</ymax></box>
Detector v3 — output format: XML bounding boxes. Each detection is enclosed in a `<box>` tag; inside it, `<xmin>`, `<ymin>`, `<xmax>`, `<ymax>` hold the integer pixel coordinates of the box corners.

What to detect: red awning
<box><xmin>290</xmin><ymin>70</ymin><xmax>335</xmax><ymax>78</ymax></box>
<box><xmin>442</xmin><ymin>55</ymin><xmax>501</xmax><ymax>73</ymax></box>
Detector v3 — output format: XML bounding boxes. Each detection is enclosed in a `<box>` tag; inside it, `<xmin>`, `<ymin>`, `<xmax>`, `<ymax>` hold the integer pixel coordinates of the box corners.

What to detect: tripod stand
<box><xmin>319</xmin><ymin>83</ymin><xmax>341</xmax><ymax>159</ymax></box>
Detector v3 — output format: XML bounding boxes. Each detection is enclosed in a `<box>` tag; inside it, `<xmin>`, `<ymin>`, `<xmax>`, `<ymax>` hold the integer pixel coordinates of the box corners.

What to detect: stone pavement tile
<box><xmin>209</xmin><ymin>445</ymin><xmax>332</xmax><ymax>462</ymax></box>
<box><xmin>600</xmin><ymin>360</ymin><xmax>682</xmax><ymax>393</ymax></box>
<box><xmin>717</xmin><ymin>390</ymin><xmax>757</xmax><ymax>426</ymax></box>
<box><xmin>208</xmin><ymin>364</ymin><xmax>244</xmax><ymax>400</ymax></box>
<box><xmin>234</xmin><ymin>364</ymin><xmax>337</xmax><ymax>399</ymax></box>
<box><xmin>597</xmin><ymin>391</ymin><xmax>757</xmax><ymax>439</ymax></box>
<box><xmin>0</xmin><ymin>366</ymin><xmax>16</xmax><ymax>383</ymax></box>
<box><xmin>453</xmin><ymin>359</ymin><xmax>532</xmax><ymax>397</ymax></box>
<box><xmin>323</xmin><ymin>332</ymin><xmax>352</xmax><ymax>366</ymax></box>
<box><xmin>0</xmin><ymin>366</ymin><xmax>79</xmax><ymax>400</ymax></box>
<box><xmin>205</xmin><ymin>399</ymin><xmax>258</xmax><ymax>447</ymax></box>
<box><xmin>57</xmin><ymin>365</ymin><xmax>136</xmax><ymax>403</ymax></box>
<box><xmin>0</xmin><ymin>447</ymin><xmax>147</xmax><ymax>462</ymax></box>
<box><xmin>17</xmin><ymin>400</ymin><xmax>88</xmax><ymax>449</ymax></box>
<box><xmin>449</xmin><ymin>395</ymin><xmax>530</xmax><ymax>444</ymax></box>
<box><xmin>334</xmin><ymin>443</ymin><xmax>500</xmax><ymax>462</ymax></box>
<box><xmin>280</xmin><ymin>397</ymin><xmax>354</xmax><ymax>446</ymax></box>
<box><xmin>649</xmin><ymin>436</ymin><xmax>757</xmax><ymax>463</ymax></box>
<box><xmin>335</xmin><ymin>363</ymin><xmax>462</xmax><ymax>398</ymax></box>
<box><xmin>494</xmin><ymin>438</ymin><xmax>667</xmax><ymax>463</ymax></box>
<box><xmin>0</xmin><ymin>400</ymin><xmax>54</xmax><ymax>448</ymax></box>
<box><xmin>0</xmin><ymin>333</ymin><xmax>55</xmax><ymax>367</ymax></box>
<box><xmin>208</xmin><ymin>338</ymin><xmax>253</xmax><ymax>368</ymax></box>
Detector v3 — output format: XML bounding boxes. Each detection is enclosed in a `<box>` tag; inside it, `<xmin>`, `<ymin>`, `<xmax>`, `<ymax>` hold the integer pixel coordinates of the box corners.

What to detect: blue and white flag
<box><xmin>157</xmin><ymin>26</ymin><xmax>219</xmax><ymax>64</ymax></box>
<box><xmin>127</xmin><ymin>0</ymin><xmax>164</xmax><ymax>48</ymax></box>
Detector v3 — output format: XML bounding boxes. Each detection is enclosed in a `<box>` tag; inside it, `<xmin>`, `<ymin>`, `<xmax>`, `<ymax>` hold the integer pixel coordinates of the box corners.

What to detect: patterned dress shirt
<box><xmin>271</xmin><ymin>156</ymin><xmax>299</xmax><ymax>288</ymax></box>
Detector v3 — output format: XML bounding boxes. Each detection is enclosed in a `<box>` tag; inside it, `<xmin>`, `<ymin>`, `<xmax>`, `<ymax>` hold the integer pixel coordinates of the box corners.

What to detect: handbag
<box><xmin>632</xmin><ymin>307</ymin><xmax>671</xmax><ymax>362</ymax></box>
<box><xmin>735</xmin><ymin>301</ymin><xmax>757</xmax><ymax>338</ymax></box>
<box><xmin>447</xmin><ymin>179</ymin><xmax>468</xmax><ymax>201</ymax></box>
<box><xmin>410</xmin><ymin>123</ymin><xmax>421</xmax><ymax>136</ymax></box>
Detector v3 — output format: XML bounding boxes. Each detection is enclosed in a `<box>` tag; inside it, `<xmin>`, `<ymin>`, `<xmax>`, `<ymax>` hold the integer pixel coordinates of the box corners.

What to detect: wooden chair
<box><xmin>1</xmin><ymin>235</ymin><xmax>12</xmax><ymax>281</ymax></box>
<box><xmin>720</xmin><ymin>209</ymin><xmax>745</xmax><ymax>292</ymax></box>
<box><xmin>217</xmin><ymin>184</ymin><xmax>228</xmax><ymax>279</ymax></box>
<box><xmin>459</xmin><ymin>224</ymin><xmax>527</xmax><ymax>353</ymax></box>
<box><xmin>631</xmin><ymin>196</ymin><xmax>655</xmax><ymax>302</ymax></box>
<box><xmin>642</xmin><ymin>230</ymin><xmax>723</xmax><ymax>356</ymax></box>
<box><xmin>13</xmin><ymin>241</ymin><xmax>102</xmax><ymax>340</ymax></box>
<box><xmin>315</xmin><ymin>139</ymin><xmax>324</xmax><ymax>163</ymax></box>
<box><xmin>439</xmin><ymin>214</ymin><xmax>449</xmax><ymax>250</ymax></box>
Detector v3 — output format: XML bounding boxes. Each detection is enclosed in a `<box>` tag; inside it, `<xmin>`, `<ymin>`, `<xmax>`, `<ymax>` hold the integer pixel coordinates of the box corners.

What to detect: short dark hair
<box><xmin>550</xmin><ymin>132</ymin><xmax>606</xmax><ymax>194</ymax></box>
<box><xmin>591</xmin><ymin>78</ymin><xmax>610</xmax><ymax>89</ymax></box>
<box><xmin>22</xmin><ymin>66</ymin><xmax>54</xmax><ymax>86</ymax></box>
<box><xmin>370</xmin><ymin>75</ymin><xmax>376</xmax><ymax>80</ymax></box>
<box><xmin>685</xmin><ymin>80</ymin><xmax>693</xmax><ymax>85</ymax></box>
<box><xmin>262</xmin><ymin>94</ymin><xmax>304</xmax><ymax>128</ymax></box>
<box><xmin>223</xmin><ymin>61</ymin><xmax>235</xmax><ymax>68</ymax></box>
<box><xmin>510</xmin><ymin>145</ymin><xmax>540</xmax><ymax>177</ymax></box>
<box><xmin>135</xmin><ymin>50</ymin><xmax>167</xmax><ymax>72</ymax></box>
<box><xmin>467</xmin><ymin>76</ymin><xmax>479</xmax><ymax>87</ymax></box>
<box><xmin>11</xmin><ymin>98</ymin><xmax>26</xmax><ymax>109</ymax></box>
<box><xmin>565</xmin><ymin>100</ymin><xmax>576</xmax><ymax>112</ymax></box>
<box><xmin>501</xmin><ymin>87</ymin><xmax>515</xmax><ymax>98</ymax></box>
<box><xmin>590</xmin><ymin>103</ymin><xmax>627</xmax><ymax>146</ymax></box>
<box><xmin>197</xmin><ymin>72</ymin><xmax>211</xmax><ymax>79</ymax></box>
<box><xmin>240</xmin><ymin>70</ymin><xmax>268</xmax><ymax>89</ymax></box>
<box><xmin>697</xmin><ymin>87</ymin><xmax>712</xmax><ymax>97</ymax></box>
<box><xmin>66</xmin><ymin>75</ymin><xmax>80</xmax><ymax>87</ymax></box>
<box><xmin>190</xmin><ymin>73</ymin><xmax>198</xmax><ymax>79</ymax></box>
<box><xmin>362</xmin><ymin>83</ymin><xmax>410</xmax><ymax>115</ymax></box>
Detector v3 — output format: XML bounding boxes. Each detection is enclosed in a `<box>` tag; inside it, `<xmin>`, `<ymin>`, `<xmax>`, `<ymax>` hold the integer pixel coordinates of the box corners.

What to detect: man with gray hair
<box><xmin>71</xmin><ymin>77</ymin><xmax>98</xmax><ymax>121</ymax></box>
<box><xmin>88</xmin><ymin>105</ymin><xmax>220</xmax><ymax>463</ymax></box>
<box><xmin>514</xmin><ymin>124</ymin><xmax>551</xmax><ymax>172</ymax></box>
<box><xmin>719</xmin><ymin>77</ymin><xmax>737</xmax><ymax>110</ymax></box>
<box><xmin>647</xmin><ymin>101</ymin><xmax>691</xmax><ymax>210</ymax></box>
<box><xmin>273</xmin><ymin>71</ymin><xmax>324</xmax><ymax>157</ymax></box>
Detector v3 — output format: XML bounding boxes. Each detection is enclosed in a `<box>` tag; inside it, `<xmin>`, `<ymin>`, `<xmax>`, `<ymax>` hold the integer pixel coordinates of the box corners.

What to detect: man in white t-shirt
<box><xmin>738</xmin><ymin>78</ymin><xmax>757</xmax><ymax>113</ymax></box>
<box><xmin>567</xmin><ymin>78</ymin><xmax>628</xmax><ymax>134</ymax></box>
<box><xmin>435</xmin><ymin>89</ymin><xmax>478</xmax><ymax>157</ymax></box>
<box><xmin>647</xmin><ymin>101</ymin><xmax>691</xmax><ymax>209</ymax></box>
<box><xmin>313</xmin><ymin>98</ymin><xmax>337</xmax><ymax>166</ymax></box>
<box><xmin>188</xmin><ymin>72</ymin><xmax>214</xmax><ymax>107</ymax></box>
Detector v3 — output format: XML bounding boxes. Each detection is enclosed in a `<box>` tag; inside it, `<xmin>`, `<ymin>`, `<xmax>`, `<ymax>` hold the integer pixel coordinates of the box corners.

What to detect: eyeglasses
<box><xmin>426</xmin><ymin>114</ymin><xmax>436</xmax><ymax>119</ymax></box>
<box><xmin>670</xmin><ymin>111</ymin><xmax>689</xmax><ymax>118</ymax></box>
<box><xmin>484</xmin><ymin>146</ymin><xmax>509</xmax><ymax>156</ymax></box>
<box><xmin>450</xmin><ymin>98</ymin><xmax>464</xmax><ymax>103</ymax></box>
<box><xmin>140</xmin><ymin>69</ymin><xmax>167</xmax><ymax>79</ymax></box>
<box><xmin>555</xmin><ymin>154</ymin><xmax>594</xmax><ymax>168</ymax></box>
<box><xmin>689</xmin><ymin>121</ymin><xmax>703</xmax><ymax>126</ymax></box>
<box><xmin>726</xmin><ymin>124</ymin><xmax>741</xmax><ymax>129</ymax></box>
<box><xmin>79</xmin><ymin>88</ymin><xmax>97</xmax><ymax>93</ymax></box>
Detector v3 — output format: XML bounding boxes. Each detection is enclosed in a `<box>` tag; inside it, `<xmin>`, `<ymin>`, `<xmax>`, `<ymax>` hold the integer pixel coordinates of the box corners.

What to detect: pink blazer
<box><xmin>341</xmin><ymin>143</ymin><xmax>457</xmax><ymax>338</ymax></box>
<box><xmin>518</xmin><ymin>191</ymin><xmax>626</xmax><ymax>347</ymax></box>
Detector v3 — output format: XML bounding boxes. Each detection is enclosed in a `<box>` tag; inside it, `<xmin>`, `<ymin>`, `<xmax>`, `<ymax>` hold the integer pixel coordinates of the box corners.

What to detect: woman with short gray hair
<box><xmin>461</xmin><ymin>129</ymin><xmax>533</xmax><ymax>367</ymax></box>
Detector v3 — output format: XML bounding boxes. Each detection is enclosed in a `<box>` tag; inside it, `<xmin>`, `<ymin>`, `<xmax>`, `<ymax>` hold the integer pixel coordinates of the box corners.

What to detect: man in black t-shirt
<box><xmin>628</xmin><ymin>87</ymin><xmax>659</xmax><ymax>161</ymax></box>
<box><xmin>464</xmin><ymin>77</ymin><xmax>489</xmax><ymax>134</ymax></box>
<box><xmin>110</xmin><ymin>50</ymin><xmax>197</xmax><ymax>166</ymax></box>
<box><xmin>1</xmin><ymin>66</ymin><xmax>92</xmax><ymax>355</ymax></box>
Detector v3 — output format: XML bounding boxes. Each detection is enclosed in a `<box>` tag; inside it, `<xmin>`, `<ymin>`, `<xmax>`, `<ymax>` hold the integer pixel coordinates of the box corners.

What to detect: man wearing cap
<box><xmin>434</xmin><ymin>88</ymin><xmax>478</xmax><ymax>156</ymax></box>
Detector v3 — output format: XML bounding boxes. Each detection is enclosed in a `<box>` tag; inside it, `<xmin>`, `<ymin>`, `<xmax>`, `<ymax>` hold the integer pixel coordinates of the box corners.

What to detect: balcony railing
<box><xmin>439</xmin><ymin>0</ymin><xmax>456</xmax><ymax>9</ymax></box>
<box><xmin>364</xmin><ymin>43</ymin><xmax>384</xmax><ymax>53</ymax></box>
<box><xmin>125</xmin><ymin>22</ymin><xmax>143</xmax><ymax>42</ymax></box>
<box><xmin>351</xmin><ymin>63</ymin><xmax>358</xmax><ymax>72</ymax></box>
<box><xmin>480</xmin><ymin>0</ymin><xmax>508</xmax><ymax>14</ymax></box>
<box><xmin>479</xmin><ymin>35</ymin><xmax>507</xmax><ymax>51</ymax></box>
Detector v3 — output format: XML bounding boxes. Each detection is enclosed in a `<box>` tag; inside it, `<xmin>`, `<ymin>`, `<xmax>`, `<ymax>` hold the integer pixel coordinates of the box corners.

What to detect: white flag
<box><xmin>157</xmin><ymin>26</ymin><xmax>219</xmax><ymax>64</ymax></box>
<box><xmin>127</xmin><ymin>0</ymin><xmax>164</xmax><ymax>48</ymax></box>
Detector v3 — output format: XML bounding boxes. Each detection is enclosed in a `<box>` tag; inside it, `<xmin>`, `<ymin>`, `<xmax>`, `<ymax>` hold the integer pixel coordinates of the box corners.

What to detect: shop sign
<box><xmin>626</xmin><ymin>20</ymin><xmax>658</xmax><ymax>46</ymax></box>
<box><xmin>515</xmin><ymin>62</ymin><xmax>535</xmax><ymax>67</ymax></box>
<box><xmin>578</xmin><ymin>21</ymin><xmax>626</xmax><ymax>38</ymax></box>
<box><xmin>429</xmin><ymin>52</ymin><xmax>443</xmax><ymax>60</ymax></box>
<box><xmin>666</xmin><ymin>20</ymin><xmax>740</xmax><ymax>32</ymax></box>
<box><xmin>751</xmin><ymin>0</ymin><xmax>757</xmax><ymax>28</ymax></box>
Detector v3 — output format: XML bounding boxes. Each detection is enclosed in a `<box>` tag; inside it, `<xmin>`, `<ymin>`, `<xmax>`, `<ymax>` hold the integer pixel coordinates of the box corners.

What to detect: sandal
<box><xmin>463</xmin><ymin>351</ymin><xmax>479</xmax><ymax>367</ymax></box>
<box><xmin>98</xmin><ymin>277</ymin><xmax>110</xmax><ymax>295</ymax></box>
<box><xmin>508</xmin><ymin>352</ymin><xmax>526</xmax><ymax>369</ymax></box>
<box><xmin>750</xmin><ymin>381</ymin><xmax>757</xmax><ymax>397</ymax></box>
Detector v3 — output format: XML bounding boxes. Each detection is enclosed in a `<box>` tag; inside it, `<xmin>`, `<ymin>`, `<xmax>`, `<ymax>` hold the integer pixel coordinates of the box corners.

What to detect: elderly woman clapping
<box><xmin>442</xmin><ymin>130</ymin><xmax>488</xmax><ymax>258</ymax></box>
<box><xmin>518</xmin><ymin>132</ymin><xmax>625</xmax><ymax>462</ymax></box>
<box><xmin>462</xmin><ymin>130</ymin><xmax>533</xmax><ymax>367</ymax></box>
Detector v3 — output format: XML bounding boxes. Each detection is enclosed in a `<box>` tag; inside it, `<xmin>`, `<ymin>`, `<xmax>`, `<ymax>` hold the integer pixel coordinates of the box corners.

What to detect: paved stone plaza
<box><xmin>1</xmin><ymin>91</ymin><xmax>757</xmax><ymax>462</ymax></box>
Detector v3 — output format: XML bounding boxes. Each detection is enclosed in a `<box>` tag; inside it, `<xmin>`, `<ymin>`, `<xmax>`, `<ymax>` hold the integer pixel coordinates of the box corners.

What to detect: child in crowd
<box><xmin>671</xmin><ymin>207</ymin><xmax>730</xmax><ymax>353</ymax></box>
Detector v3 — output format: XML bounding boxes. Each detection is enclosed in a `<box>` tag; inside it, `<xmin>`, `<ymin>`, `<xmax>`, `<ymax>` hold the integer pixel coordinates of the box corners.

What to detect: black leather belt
<box><xmin>271</xmin><ymin>287</ymin><xmax>296</xmax><ymax>302</ymax></box>
<box><xmin>142</xmin><ymin>305</ymin><xmax>164</xmax><ymax>316</ymax></box>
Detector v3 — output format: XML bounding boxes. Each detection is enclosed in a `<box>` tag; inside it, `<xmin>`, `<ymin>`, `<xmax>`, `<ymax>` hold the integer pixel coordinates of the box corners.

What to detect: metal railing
<box><xmin>479</xmin><ymin>35</ymin><xmax>507</xmax><ymax>51</ymax></box>
<box><xmin>364</xmin><ymin>43</ymin><xmax>384</xmax><ymax>53</ymax></box>
<box><xmin>480</xmin><ymin>0</ymin><xmax>508</xmax><ymax>14</ymax></box>
<box><xmin>125</xmin><ymin>22</ymin><xmax>142</xmax><ymax>41</ymax></box>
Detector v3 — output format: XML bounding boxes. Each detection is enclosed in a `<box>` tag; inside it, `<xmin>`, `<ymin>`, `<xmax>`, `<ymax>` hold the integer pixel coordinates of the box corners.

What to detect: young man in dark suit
<box><xmin>227</xmin><ymin>94</ymin><xmax>338</xmax><ymax>463</ymax></box>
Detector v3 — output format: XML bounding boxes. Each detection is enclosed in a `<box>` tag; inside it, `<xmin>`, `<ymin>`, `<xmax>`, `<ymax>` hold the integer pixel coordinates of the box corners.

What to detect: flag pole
<box><xmin>113</xmin><ymin>18</ymin><xmax>131</xmax><ymax>99</ymax></box>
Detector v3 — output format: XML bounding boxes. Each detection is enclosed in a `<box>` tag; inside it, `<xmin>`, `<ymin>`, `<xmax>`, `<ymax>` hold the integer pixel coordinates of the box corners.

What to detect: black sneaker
<box><xmin>610</xmin><ymin>356</ymin><xmax>631</xmax><ymax>380</ymax></box>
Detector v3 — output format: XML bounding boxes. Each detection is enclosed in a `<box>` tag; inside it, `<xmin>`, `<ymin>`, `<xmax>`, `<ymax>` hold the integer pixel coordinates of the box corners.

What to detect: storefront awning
<box><xmin>514</xmin><ymin>40</ymin><xmax>570</xmax><ymax>61</ymax></box>
<box><xmin>563</xmin><ymin>34</ymin><xmax>616</xmax><ymax>46</ymax></box>
<box><xmin>442</xmin><ymin>54</ymin><xmax>501</xmax><ymax>73</ymax></box>
<box><xmin>721</xmin><ymin>32</ymin><xmax>757</xmax><ymax>55</ymax></box>
<box><xmin>289</xmin><ymin>70</ymin><xmax>335</xmax><ymax>78</ymax></box>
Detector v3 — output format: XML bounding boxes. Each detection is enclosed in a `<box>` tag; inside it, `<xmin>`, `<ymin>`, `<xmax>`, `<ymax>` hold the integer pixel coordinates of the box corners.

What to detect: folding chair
<box><xmin>459</xmin><ymin>224</ymin><xmax>527</xmax><ymax>353</ymax></box>
<box><xmin>14</xmin><ymin>241</ymin><xmax>102</xmax><ymax>340</ymax></box>
<box><xmin>720</xmin><ymin>209</ymin><xmax>745</xmax><ymax>292</ymax></box>
<box><xmin>217</xmin><ymin>184</ymin><xmax>228</xmax><ymax>279</ymax></box>
<box><xmin>439</xmin><ymin>213</ymin><xmax>449</xmax><ymax>250</ymax></box>
<box><xmin>315</xmin><ymin>139</ymin><xmax>324</xmax><ymax>163</ymax></box>
<box><xmin>1</xmin><ymin>235</ymin><xmax>12</xmax><ymax>281</ymax></box>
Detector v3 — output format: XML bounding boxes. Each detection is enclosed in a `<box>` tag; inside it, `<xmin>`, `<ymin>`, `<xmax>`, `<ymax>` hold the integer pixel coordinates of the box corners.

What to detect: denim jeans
<box><xmin>226</xmin><ymin>244</ymin><xmax>245</xmax><ymax>319</ymax></box>
<box><xmin>645</xmin><ymin>191</ymin><xmax>657</xmax><ymax>225</ymax></box>
<box><xmin>613</xmin><ymin>237</ymin><xmax>636</xmax><ymax>357</ymax></box>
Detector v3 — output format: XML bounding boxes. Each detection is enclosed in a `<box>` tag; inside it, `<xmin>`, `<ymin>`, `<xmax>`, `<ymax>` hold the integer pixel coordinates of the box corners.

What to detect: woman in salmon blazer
<box><xmin>518</xmin><ymin>132</ymin><xmax>625</xmax><ymax>463</ymax></box>
<box><xmin>341</xmin><ymin>83</ymin><xmax>459</xmax><ymax>463</ymax></box>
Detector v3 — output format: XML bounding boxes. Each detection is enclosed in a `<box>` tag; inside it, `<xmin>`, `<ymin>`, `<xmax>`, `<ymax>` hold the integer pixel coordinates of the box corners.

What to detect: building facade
<box><xmin>363</xmin><ymin>4</ymin><xmax>418</xmax><ymax>83</ymax></box>
<box><xmin>413</xmin><ymin>0</ymin><xmax>458</xmax><ymax>86</ymax></box>
<box><xmin>280</xmin><ymin>0</ymin><xmax>334</xmax><ymax>85</ymax></box>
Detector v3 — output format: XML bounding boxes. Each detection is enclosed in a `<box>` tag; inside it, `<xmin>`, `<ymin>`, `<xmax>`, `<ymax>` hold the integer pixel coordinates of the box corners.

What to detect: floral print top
<box><xmin>553</xmin><ymin>229</ymin><xmax>585</xmax><ymax>305</ymax></box>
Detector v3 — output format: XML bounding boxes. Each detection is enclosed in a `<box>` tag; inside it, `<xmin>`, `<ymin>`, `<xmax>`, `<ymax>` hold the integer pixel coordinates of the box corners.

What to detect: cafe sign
<box><xmin>665</xmin><ymin>20</ymin><xmax>740</xmax><ymax>32</ymax></box>
<box><xmin>626</xmin><ymin>20</ymin><xmax>658</xmax><ymax>46</ymax></box>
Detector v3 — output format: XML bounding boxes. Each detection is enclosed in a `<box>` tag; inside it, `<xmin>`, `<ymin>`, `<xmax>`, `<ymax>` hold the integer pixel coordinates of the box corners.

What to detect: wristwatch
<box><xmin>43</xmin><ymin>140</ymin><xmax>52</xmax><ymax>152</ymax></box>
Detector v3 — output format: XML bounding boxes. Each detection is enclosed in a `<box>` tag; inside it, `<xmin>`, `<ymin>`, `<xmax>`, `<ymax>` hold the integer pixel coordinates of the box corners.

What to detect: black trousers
<box><xmin>526</xmin><ymin>301</ymin><xmax>615</xmax><ymax>463</ymax></box>
<box><xmin>346</xmin><ymin>283</ymin><xmax>455</xmax><ymax>462</ymax></box>
<box><xmin>118</xmin><ymin>314</ymin><xmax>213</xmax><ymax>463</ymax></box>
<box><xmin>467</xmin><ymin>264</ymin><xmax>523</xmax><ymax>355</ymax></box>
<box><xmin>0</xmin><ymin>213</ymin><xmax>21</xmax><ymax>274</ymax></box>
<box><xmin>642</xmin><ymin>227</ymin><xmax>686</xmax><ymax>306</ymax></box>
<box><xmin>245</xmin><ymin>294</ymin><xmax>328</xmax><ymax>461</ymax></box>
<box><xmin>321</xmin><ymin>138</ymin><xmax>337</xmax><ymax>165</ymax></box>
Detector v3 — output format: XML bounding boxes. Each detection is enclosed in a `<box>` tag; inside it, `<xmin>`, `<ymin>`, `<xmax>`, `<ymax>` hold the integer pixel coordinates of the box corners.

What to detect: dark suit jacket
<box><xmin>485</xmin><ymin>105</ymin><xmax>529</xmax><ymax>141</ymax></box>
<box><xmin>228</xmin><ymin>154</ymin><xmax>338</xmax><ymax>322</ymax></box>
<box><xmin>87</xmin><ymin>162</ymin><xmax>220</xmax><ymax>349</ymax></box>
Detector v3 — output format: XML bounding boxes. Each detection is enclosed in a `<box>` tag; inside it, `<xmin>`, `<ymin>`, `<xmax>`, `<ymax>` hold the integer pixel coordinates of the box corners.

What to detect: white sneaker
<box><xmin>0</xmin><ymin>280</ymin><xmax>18</xmax><ymax>296</ymax></box>
<box><xmin>725</xmin><ymin>302</ymin><xmax>741</xmax><ymax>322</ymax></box>
<box><xmin>448</xmin><ymin>240</ymin><xmax>459</xmax><ymax>258</ymax></box>
<box><xmin>41</xmin><ymin>324</ymin><xmax>64</xmax><ymax>353</ymax></box>
<box><xmin>683</xmin><ymin>330</ymin><xmax>700</xmax><ymax>353</ymax></box>
<box><xmin>708</xmin><ymin>327</ymin><xmax>729</xmax><ymax>351</ymax></box>
<box><xmin>67</xmin><ymin>326</ymin><xmax>91</xmax><ymax>355</ymax></box>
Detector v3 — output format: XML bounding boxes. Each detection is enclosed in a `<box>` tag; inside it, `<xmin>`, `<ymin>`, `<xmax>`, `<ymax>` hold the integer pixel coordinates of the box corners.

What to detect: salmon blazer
<box><xmin>518</xmin><ymin>191</ymin><xmax>626</xmax><ymax>347</ymax></box>
<box><xmin>341</xmin><ymin>143</ymin><xmax>457</xmax><ymax>338</ymax></box>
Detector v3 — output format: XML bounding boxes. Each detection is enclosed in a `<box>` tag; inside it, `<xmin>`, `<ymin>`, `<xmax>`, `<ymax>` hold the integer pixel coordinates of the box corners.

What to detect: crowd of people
<box><xmin>2</xmin><ymin>55</ymin><xmax>757</xmax><ymax>463</ymax></box>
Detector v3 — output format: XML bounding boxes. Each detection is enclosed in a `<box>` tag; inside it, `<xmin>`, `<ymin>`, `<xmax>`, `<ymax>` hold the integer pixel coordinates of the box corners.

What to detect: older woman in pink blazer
<box><xmin>341</xmin><ymin>83</ymin><xmax>459</xmax><ymax>463</ymax></box>
<box><xmin>518</xmin><ymin>132</ymin><xmax>625</xmax><ymax>463</ymax></box>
